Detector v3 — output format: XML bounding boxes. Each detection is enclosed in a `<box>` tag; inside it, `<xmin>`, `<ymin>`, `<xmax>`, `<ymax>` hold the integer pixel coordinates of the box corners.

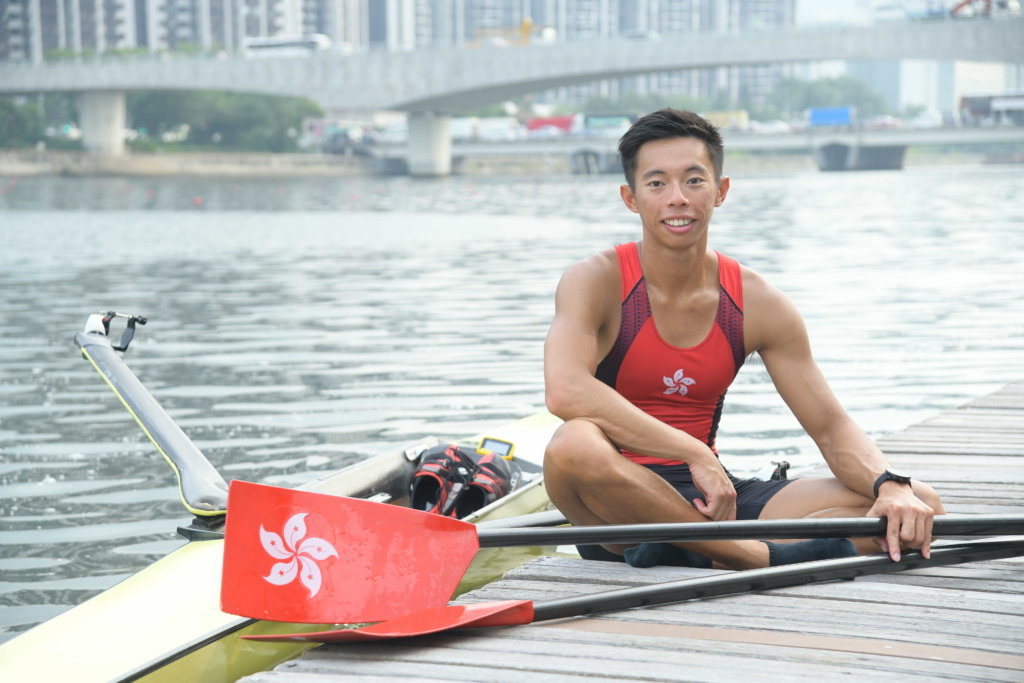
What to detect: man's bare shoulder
<box><xmin>553</xmin><ymin>247</ymin><xmax>623</xmax><ymax>340</ymax></box>
<box><xmin>568</xmin><ymin>246</ymin><xmax>619</xmax><ymax>276</ymax></box>
<box><xmin>559</xmin><ymin>247</ymin><xmax>620</xmax><ymax>292</ymax></box>
<box><xmin>738</xmin><ymin>262</ymin><xmax>788</xmax><ymax>308</ymax></box>
<box><xmin>739</xmin><ymin>263</ymin><xmax>806</xmax><ymax>350</ymax></box>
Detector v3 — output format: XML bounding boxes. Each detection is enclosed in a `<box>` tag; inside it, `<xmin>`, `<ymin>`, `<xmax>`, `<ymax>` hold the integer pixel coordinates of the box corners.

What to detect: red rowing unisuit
<box><xmin>595</xmin><ymin>242</ymin><xmax>746</xmax><ymax>466</ymax></box>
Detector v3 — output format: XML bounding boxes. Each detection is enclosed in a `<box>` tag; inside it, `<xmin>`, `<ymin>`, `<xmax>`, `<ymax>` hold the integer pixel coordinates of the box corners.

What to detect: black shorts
<box><xmin>576</xmin><ymin>461</ymin><xmax>794</xmax><ymax>563</ymax></box>
<box><xmin>645</xmin><ymin>462</ymin><xmax>794</xmax><ymax>521</ymax></box>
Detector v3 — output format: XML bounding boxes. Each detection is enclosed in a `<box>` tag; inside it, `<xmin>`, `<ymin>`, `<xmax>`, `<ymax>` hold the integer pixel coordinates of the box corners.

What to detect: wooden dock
<box><xmin>244</xmin><ymin>382</ymin><xmax>1024</xmax><ymax>682</ymax></box>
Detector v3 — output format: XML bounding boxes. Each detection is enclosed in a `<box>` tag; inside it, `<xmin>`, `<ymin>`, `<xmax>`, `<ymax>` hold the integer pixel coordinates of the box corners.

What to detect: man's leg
<box><xmin>758</xmin><ymin>477</ymin><xmax>946</xmax><ymax>554</ymax></box>
<box><xmin>544</xmin><ymin>419</ymin><xmax>773</xmax><ymax>569</ymax></box>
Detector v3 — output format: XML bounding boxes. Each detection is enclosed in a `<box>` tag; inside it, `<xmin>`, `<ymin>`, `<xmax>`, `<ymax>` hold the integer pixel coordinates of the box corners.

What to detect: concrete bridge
<box><xmin>1</xmin><ymin>15</ymin><xmax>1021</xmax><ymax>174</ymax></box>
<box><xmin>356</xmin><ymin>125</ymin><xmax>1022</xmax><ymax>175</ymax></box>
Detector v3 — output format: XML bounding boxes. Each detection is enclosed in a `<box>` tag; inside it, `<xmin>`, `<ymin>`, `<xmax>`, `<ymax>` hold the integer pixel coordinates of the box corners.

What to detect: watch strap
<box><xmin>873</xmin><ymin>470</ymin><xmax>911</xmax><ymax>498</ymax></box>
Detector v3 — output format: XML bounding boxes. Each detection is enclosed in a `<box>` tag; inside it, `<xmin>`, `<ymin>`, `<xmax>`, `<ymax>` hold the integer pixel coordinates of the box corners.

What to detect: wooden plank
<box><xmin>254</xmin><ymin>626</ymin><xmax>1024</xmax><ymax>682</ymax></box>
<box><xmin>959</xmin><ymin>397</ymin><xmax>1024</xmax><ymax>409</ymax></box>
<box><xmin>879</xmin><ymin>446</ymin><xmax>1024</xmax><ymax>457</ymax></box>
<box><xmin>472</xmin><ymin>576</ymin><xmax>1024</xmax><ymax>623</ymax></box>
<box><xmin>471</xmin><ymin>577</ymin><xmax>1024</xmax><ymax>648</ymax></box>
<box><xmin>913</xmin><ymin>416</ymin><xmax>1023</xmax><ymax>431</ymax></box>
<box><xmin>494</xmin><ymin>557</ymin><xmax>1024</xmax><ymax>599</ymax></box>
<box><xmin>488</xmin><ymin>564</ymin><xmax>1024</xmax><ymax>614</ymax></box>
<box><xmin>879</xmin><ymin>440</ymin><xmax>1024</xmax><ymax>453</ymax></box>
<box><xmin>928</xmin><ymin>483</ymin><xmax>1024</xmax><ymax>497</ymax></box>
<box><xmin>880</xmin><ymin>428</ymin><xmax>1024</xmax><ymax>440</ymax></box>
<box><xmin>851</xmin><ymin>573</ymin><xmax>1023</xmax><ymax>594</ymax></box>
<box><xmin>548</xmin><ymin>620</ymin><xmax>1024</xmax><ymax>671</ymax></box>
<box><xmin>246</xmin><ymin>381</ymin><xmax>1024</xmax><ymax>682</ymax></box>
<box><xmin>808</xmin><ymin>467</ymin><xmax>1022</xmax><ymax>484</ymax></box>
<box><xmin>920</xmin><ymin>407</ymin><xmax>1024</xmax><ymax>418</ymax></box>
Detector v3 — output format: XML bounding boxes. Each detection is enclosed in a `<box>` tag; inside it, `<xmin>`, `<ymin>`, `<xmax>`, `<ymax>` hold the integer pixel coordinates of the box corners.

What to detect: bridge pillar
<box><xmin>407</xmin><ymin>112</ymin><xmax>451</xmax><ymax>177</ymax></box>
<box><xmin>570</xmin><ymin>148</ymin><xmax>623</xmax><ymax>175</ymax></box>
<box><xmin>813</xmin><ymin>142</ymin><xmax>906</xmax><ymax>171</ymax></box>
<box><xmin>78</xmin><ymin>91</ymin><xmax>126</xmax><ymax>156</ymax></box>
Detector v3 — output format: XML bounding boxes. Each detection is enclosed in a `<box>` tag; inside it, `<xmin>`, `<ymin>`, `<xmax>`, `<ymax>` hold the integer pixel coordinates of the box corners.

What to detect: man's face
<box><xmin>620</xmin><ymin>136</ymin><xmax>729</xmax><ymax>249</ymax></box>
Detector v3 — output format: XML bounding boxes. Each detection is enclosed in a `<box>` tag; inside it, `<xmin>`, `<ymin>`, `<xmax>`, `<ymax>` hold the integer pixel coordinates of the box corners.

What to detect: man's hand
<box><xmin>688</xmin><ymin>455</ymin><xmax>737</xmax><ymax>521</ymax></box>
<box><xmin>868</xmin><ymin>483</ymin><xmax>936</xmax><ymax>561</ymax></box>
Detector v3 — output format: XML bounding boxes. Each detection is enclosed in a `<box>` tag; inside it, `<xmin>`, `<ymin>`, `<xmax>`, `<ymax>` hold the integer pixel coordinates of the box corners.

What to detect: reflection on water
<box><xmin>1</xmin><ymin>165</ymin><xmax>1022</xmax><ymax>641</ymax></box>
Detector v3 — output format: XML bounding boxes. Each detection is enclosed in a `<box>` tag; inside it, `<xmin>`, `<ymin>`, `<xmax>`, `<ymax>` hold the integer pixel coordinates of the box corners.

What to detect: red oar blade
<box><xmin>241</xmin><ymin>537</ymin><xmax>1024</xmax><ymax>642</ymax></box>
<box><xmin>243</xmin><ymin>600</ymin><xmax>535</xmax><ymax>642</ymax></box>
<box><xmin>221</xmin><ymin>481</ymin><xmax>480</xmax><ymax>623</ymax></box>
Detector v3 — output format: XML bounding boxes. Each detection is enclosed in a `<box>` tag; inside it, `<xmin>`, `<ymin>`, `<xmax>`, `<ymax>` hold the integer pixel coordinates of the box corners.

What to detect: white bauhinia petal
<box><xmin>673</xmin><ymin>369</ymin><xmax>685</xmax><ymax>382</ymax></box>
<box><xmin>663</xmin><ymin>376</ymin><xmax>675</xmax><ymax>387</ymax></box>
<box><xmin>264</xmin><ymin>559</ymin><xmax>298</xmax><ymax>586</ymax></box>
<box><xmin>678</xmin><ymin>386</ymin><xmax>689</xmax><ymax>396</ymax></box>
<box><xmin>283</xmin><ymin>513</ymin><xmax>308</xmax><ymax>552</ymax></box>
<box><xmin>299</xmin><ymin>537</ymin><xmax>339</xmax><ymax>561</ymax></box>
<box><xmin>298</xmin><ymin>556</ymin><xmax>324</xmax><ymax>598</ymax></box>
<box><xmin>259</xmin><ymin>526</ymin><xmax>293</xmax><ymax>560</ymax></box>
<box><xmin>663</xmin><ymin>386</ymin><xmax>678</xmax><ymax>395</ymax></box>
<box><xmin>682</xmin><ymin>377</ymin><xmax>696</xmax><ymax>386</ymax></box>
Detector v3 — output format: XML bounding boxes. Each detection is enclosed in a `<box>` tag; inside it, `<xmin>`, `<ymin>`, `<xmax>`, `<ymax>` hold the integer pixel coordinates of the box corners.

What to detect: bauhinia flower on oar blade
<box><xmin>260</xmin><ymin>513</ymin><xmax>338</xmax><ymax>598</ymax></box>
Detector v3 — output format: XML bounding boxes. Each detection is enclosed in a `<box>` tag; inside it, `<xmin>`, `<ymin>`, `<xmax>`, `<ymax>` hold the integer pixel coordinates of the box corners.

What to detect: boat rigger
<box><xmin>0</xmin><ymin>313</ymin><xmax>562</xmax><ymax>682</ymax></box>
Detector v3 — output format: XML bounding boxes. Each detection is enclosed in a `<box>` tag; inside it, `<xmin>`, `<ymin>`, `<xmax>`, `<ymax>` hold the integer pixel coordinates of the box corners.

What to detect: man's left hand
<box><xmin>867</xmin><ymin>484</ymin><xmax>935</xmax><ymax>561</ymax></box>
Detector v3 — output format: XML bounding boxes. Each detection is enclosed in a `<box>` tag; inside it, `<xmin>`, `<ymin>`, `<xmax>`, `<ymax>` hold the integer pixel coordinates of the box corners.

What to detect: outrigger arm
<box><xmin>75</xmin><ymin>313</ymin><xmax>229</xmax><ymax>533</ymax></box>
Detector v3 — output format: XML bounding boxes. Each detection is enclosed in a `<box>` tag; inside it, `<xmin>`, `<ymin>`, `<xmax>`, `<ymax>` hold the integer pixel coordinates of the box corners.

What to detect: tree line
<box><xmin>571</xmin><ymin>76</ymin><xmax>890</xmax><ymax>122</ymax></box>
<box><xmin>0</xmin><ymin>91</ymin><xmax>322</xmax><ymax>152</ymax></box>
<box><xmin>1</xmin><ymin>76</ymin><xmax>891</xmax><ymax>151</ymax></box>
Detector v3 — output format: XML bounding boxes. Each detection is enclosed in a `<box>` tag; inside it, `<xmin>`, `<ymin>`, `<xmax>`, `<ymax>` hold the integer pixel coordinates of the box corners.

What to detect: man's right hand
<box><xmin>688</xmin><ymin>454</ymin><xmax>737</xmax><ymax>521</ymax></box>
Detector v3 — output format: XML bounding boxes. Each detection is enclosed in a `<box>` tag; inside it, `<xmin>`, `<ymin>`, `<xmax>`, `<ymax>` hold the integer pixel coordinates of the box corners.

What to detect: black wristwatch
<box><xmin>873</xmin><ymin>468</ymin><xmax>912</xmax><ymax>498</ymax></box>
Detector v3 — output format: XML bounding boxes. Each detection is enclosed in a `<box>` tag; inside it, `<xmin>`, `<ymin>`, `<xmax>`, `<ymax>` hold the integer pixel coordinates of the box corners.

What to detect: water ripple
<box><xmin>0</xmin><ymin>165</ymin><xmax>1021</xmax><ymax>641</ymax></box>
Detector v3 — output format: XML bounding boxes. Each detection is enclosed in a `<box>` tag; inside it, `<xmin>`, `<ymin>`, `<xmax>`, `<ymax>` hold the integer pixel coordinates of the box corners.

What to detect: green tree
<box><xmin>42</xmin><ymin>93</ymin><xmax>78</xmax><ymax>128</ymax></box>
<box><xmin>126</xmin><ymin>91</ymin><xmax>322</xmax><ymax>152</ymax></box>
<box><xmin>127</xmin><ymin>91</ymin><xmax>207</xmax><ymax>139</ymax></box>
<box><xmin>767</xmin><ymin>77</ymin><xmax>890</xmax><ymax>119</ymax></box>
<box><xmin>0</xmin><ymin>98</ymin><xmax>45</xmax><ymax>148</ymax></box>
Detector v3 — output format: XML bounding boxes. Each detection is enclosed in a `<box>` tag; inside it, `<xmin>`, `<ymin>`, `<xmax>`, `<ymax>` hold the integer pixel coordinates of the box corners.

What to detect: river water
<box><xmin>1</xmin><ymin>163</ymin><xmax>1022</xmax><ymax>642</ymax></box>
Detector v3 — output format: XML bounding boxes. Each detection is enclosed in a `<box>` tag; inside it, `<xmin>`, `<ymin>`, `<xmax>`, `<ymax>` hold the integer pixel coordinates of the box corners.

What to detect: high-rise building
<box><xmin>843</xmin><ymin>2</ymin><xmax>1020</xmax><ymax>117</ymax></box>
<box><xmin>366</xmin><ymin>0</ymin><xmax>434</xmax><ymax>51</ymax></box>
<box><xmin>713</xmin><ymin>0</ymin><xmax>798</xmax><ymax>108</ymax></box>
<box><xmin>2</xmin><ymin>0</ymin><xmax>141</xmax><ymax>62</ymax></box>
<box><xmin>2</xmin><ymin>0</ymin><xmax>801</xmax><ymax>113</ymax></box>
<box><xmin>0</xmin><ymin>0</ymin><xmax>368</xmax><ymax>61</ymax></box>
<box><xmin>526</xmin><ymin>0</ymin><xmax>797</xmax><ymax>109</ymax></box>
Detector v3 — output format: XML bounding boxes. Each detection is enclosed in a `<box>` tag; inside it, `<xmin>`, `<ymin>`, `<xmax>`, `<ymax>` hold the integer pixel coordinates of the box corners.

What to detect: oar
<box><xmin>219</xmin><ymin>480</ymin><xmax>1024</xmax><ymax>624</ymax></box>
<box><xmin>76</xmin><ymin>313</ymin><xmax>229</xmax><ymax>519</ymax></box>
<box><xmin>243</xmin><ymin>536</ymin><xmax>1024</xmax><ymax>641</ymax></box>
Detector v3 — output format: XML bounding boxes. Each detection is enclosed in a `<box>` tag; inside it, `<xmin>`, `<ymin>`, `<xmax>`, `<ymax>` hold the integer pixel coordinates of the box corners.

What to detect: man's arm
<box><xmin>543</xmin><ymin>255</ymin><xmax>737</xmax><ymax>520</ymax></box>
<box><xmin>746</xmin><ymin>271</ymin><xmax>936</xmax><ymax>559</ymax></box>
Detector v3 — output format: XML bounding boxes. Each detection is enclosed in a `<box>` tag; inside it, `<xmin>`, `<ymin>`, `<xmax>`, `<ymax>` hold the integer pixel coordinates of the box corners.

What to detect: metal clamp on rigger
<box><xmin>97</xmin><ymin>311</ymin><xmax>148</xmax><ymax>352</ymax></box>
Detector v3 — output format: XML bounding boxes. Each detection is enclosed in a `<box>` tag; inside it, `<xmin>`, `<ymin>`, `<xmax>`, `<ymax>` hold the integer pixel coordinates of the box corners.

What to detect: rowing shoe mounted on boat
<box><xmin>0</xmin><ymin>312</ymin><xmax>565</xmax><ymax>682</ymax></box>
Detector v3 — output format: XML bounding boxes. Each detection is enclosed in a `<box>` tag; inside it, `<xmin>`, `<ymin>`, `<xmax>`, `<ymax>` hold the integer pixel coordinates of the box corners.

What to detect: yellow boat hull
<box><xmin>0</xmin><ymin>412</ymin><xmax>561</xmax><ymax>682</ymax></box>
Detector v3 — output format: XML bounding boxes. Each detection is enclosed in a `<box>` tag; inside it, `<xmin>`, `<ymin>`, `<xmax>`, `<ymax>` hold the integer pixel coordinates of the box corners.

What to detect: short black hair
<box><xmin>618</xmin><ymin>109</ymin><xmax>724</xmax><ymax>189</ymax></box>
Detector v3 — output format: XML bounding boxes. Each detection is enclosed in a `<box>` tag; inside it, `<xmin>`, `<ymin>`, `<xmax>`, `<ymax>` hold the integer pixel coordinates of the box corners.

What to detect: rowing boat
<box><xmin>10</xmin><ymin>315</ymin><xmax>1017</xmax><ymax>680</ymax></box>
<box><xmin>0</xmin><ymin>314</ymin><xmax>562</xmax><ymax>682</ymax></box>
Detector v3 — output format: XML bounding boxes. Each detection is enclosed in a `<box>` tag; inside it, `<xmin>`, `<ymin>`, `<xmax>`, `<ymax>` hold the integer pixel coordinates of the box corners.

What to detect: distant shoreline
<box><xmin>0</xmin><ymin>148</ymin><xmax>1011</xmax><ymax>178</ymax></box>
<box><xmin>0</xmin><ymin>149</ymin><xmax>366</xmax><ymax>177</ymax></box>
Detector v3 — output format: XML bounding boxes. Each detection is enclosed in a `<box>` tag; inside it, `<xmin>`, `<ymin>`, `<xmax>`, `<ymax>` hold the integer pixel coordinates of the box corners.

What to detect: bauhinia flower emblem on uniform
<box><xmin>260</xmin><ymin>513</ymin><xmax>338</xmax><ymax>598</ymax></box>
<box><xmin>663</xmin><ymin>368</ymin><xmax>696</xmax><ymax>397</ymax></box>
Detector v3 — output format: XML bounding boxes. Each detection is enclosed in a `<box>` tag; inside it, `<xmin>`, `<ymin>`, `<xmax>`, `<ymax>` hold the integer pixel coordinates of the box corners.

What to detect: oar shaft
<box><xmin>477</xmin><ymin>515</ymin><xmax>1024</xmax><ymax>548</ymax></box>
<box><xmin>532</xmin><ymin>537</ymin><xmax>1024</xmax><ymax>623</ymax></box>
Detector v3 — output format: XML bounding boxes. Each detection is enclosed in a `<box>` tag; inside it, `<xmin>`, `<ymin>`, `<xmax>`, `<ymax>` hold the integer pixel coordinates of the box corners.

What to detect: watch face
<box><xmin>886</xmin><ymin>469</ymin><xmax>911</xmax><ymax>482</ymax></box>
